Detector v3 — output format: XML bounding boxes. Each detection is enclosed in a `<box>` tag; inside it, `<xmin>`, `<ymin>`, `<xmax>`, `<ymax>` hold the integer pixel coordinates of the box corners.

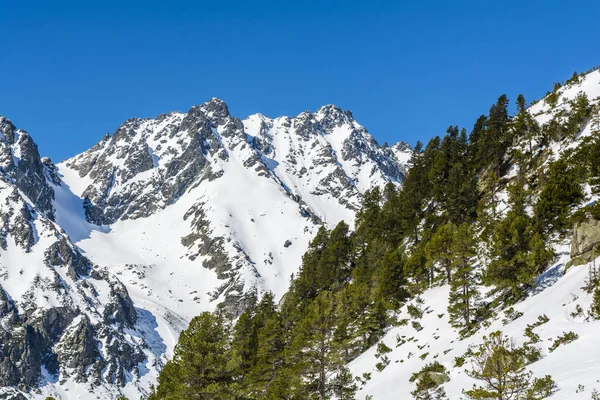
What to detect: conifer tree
<box><xmin>410</xmin><ymin>361</ymin><xmax>449</xmax><ymax>399</ymax></box>
<box><xmin>331</xmin><ymin>366</ymin><xmax>358</xmax><ymax>400</ymax></box>
<box><xmin>374</xmin><ymin>248</ymin><xmax>408</xmax><ymax>307</ymax></box>
<box><xmin>447</xmin><ymin>223</ymin><xmax>479</xmax><ymax>330</ymax></box>
<box><xmin>316</xmin><ymin>221</ymin><xmax>352</xmax><ymax>290</ymax></box>
<box><xmin>464</xmin><ymin>331</ymin><xmax>555</xmax><ymax>400</ymax></box>
<box><xmin>485</xmin><ymin>174</ymin><xmax>550</xmax><ymax>298</ymax></box>
<box><xmin>426</xmin><ymin>224</ymin><xmax>456</xmax><ymax>284</ymax></box>
<box><xmin>150</xmin><ymin>311</ymin><xmax>237</xmax><ymax>400</ymax></box>
<box><xmin>287</xmin><ymin>292</ymin><xmax>347</xmax><ymax>400</ymax></box>
<box><xmin>245</xmin><ymin>308</ymin><xmax>289</xmax><ymax>398</ymax></box>
<box><xmin>534</xmin><ymin>157</ymin><xmax>584</xmax><ymax>235</ymax></box>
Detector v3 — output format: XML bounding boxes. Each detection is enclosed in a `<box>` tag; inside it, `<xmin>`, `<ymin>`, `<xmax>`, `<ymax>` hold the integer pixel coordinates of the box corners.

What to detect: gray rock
<box><xmin>571</xmin><ymin>215</ymin><xmax>600</xmax><ymax>258</ymax></box>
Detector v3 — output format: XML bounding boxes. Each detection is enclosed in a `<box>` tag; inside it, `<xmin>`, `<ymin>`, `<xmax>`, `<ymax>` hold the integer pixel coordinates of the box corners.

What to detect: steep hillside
<box><xmin>352</xmin><ymin>68</ymin><xmax>600</xmax><ymax>399</ymax></box>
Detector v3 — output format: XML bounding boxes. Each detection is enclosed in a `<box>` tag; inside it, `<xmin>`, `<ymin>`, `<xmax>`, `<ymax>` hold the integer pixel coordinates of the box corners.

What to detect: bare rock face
<box><xmin>0</xmin><ymin>117</ymin><xmax>151</xmax><ymax>399</ymax></box>
<box><xmin>0</xmin><ymin>117</ymin><xmax>56</xmax><ymax>220</ymax></box>
<box><xmin>571</xmin><ymin>214</ymin><xmax>600</xmax><ymax>260</ymax></box>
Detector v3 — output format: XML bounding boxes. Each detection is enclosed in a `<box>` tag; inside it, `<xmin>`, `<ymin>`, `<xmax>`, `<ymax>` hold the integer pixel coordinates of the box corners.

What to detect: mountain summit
<box><xmin>0</xmin><ymin>100</ymin><xmax>411</xmax><ymax>398</ymax></box>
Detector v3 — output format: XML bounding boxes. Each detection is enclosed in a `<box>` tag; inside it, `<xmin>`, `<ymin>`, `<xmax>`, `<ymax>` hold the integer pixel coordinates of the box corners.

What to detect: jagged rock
<box><xmin>46</xmin><ymin>238</ymin><xmax>92</xmax><ymax>279</ymax></box>
<box><xmin>55</xmin><ymin>315</ymin><xmax>100</xmax><ymax>382</ymax></box>
<box><xmin>103</xmin><ymin>279</ymin><xmax>137</xmax><ymax>327</ymax></box>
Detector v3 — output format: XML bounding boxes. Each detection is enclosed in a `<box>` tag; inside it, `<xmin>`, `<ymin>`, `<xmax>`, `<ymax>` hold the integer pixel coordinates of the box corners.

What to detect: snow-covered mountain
<box><xmin>0</xmin><ymin>118</ymin><xmax>153</xmax><ymax>400</ymax></box>
<box><xmin>0</xmin><ymin>101</ymin><xmax>411</xmax><ymax>399</ymax></box>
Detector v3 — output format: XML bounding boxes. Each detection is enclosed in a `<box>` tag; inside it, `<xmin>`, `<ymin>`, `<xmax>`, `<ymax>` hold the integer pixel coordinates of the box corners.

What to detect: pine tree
<box><xmin>534</xmin><ymin>157</ymin><xmax>584</xmax><ymax>235</ymax></box>
<box><xmin>464</xmin><ymin>332</ymin><xmax>532</xmax><ymax>400</ymax></box>
<box><xmin>409</xmin><ymin>361</ymin><xmax>449</xmax><ymax>400</ymax></box>
<box><xmin>476</xmin><ymin>95</ymin><xmax>511</xmax><ymax>174</ymax></box>
<box><xmin>287</xmin><ymin>292</ymin><xmax>344</xmax><ymax>400</ymax></box>
<box><xmin>316</xmin><ymin>221</ymin><xmax>352</xmax><ymax>290</ymax></box>
<box><xmin>151</xmin><ymin>311</ymin><xmax>237</xmax><ymax>400</ymax></box>
<box><xmin>374</xmin><ymin>248</ymin><xmax>408</xmax><ymax>307</ymax></box>
<box><xmin>404</xmin><ymin>244</ymin><xmax>429</xmax><ymax>291</ymax></box>
<box><xmin>331</xmin><ymin>366</ymin><xmax>358</xmax><ymax>400</ymax></box>
<box><xmin>445</xmin><ymin>162</ymin><xmax>478</xmax><ymax>224</ymax></box>
<box><xmin>426</xmin><ymin>223</ymin><xmax>456</xmax><ymax>284</ymax></box>
<box><xmin>245</xmin><ymin>309</ymin><xmax>289</xmax><ymax>398</ymax></box>
<box><xmin>447</xmin><ymin>223</ymin><xmax>479</xmax><ymax>331</ymax></box>
<box><xmin>485</xmin><ymin>174</ymin><xmax>552</xmax><ymax>298</ymax></box>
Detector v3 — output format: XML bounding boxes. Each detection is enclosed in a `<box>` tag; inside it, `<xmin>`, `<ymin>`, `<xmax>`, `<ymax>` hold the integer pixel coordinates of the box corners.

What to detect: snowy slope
<box><xmin>352</xmin><ymin>251</ymin><xmax>600</xmax><ymax>399</ymax></box>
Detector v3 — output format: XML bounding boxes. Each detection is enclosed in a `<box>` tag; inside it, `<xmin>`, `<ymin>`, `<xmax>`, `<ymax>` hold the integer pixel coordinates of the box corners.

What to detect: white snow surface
<box><xmin>352</xmin><ymin>251</ymin><xmax>600</xmax><ymax>399</ymax></box>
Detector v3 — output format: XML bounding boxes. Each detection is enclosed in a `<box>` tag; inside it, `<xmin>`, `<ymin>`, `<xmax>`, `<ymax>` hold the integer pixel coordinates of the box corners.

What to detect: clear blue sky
<box><xmin>2</xmin><ymin>1</ymin><xmax>599</xmax><ymax>162</ymax></box>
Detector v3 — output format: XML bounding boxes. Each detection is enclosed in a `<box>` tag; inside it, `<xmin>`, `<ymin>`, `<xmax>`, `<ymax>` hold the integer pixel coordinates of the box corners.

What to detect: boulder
<box><xmin>571</xmin><ymin>215</ymin><xmax>600</xmax><ymax>260</ymax></box>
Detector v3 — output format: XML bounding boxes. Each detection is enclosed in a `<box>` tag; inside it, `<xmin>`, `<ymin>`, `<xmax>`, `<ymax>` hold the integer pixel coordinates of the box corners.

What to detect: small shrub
<box><xmin>502</xmin><ymin>307</ymin><xmax>524</xmax><ymax>325</ymax></box>
<box><xmin>409</xmin><ymin>361</ymin><xmax>449</xmax><ymax>399</ymax></box>
<box><xmin>356</xmin><ymin>372</ymin><xmax>371</xmax><ymax>385</ymax></box>
<box><xmin>524</xmin><ymin>325</ymin><xmax>540</xmax><ymax>343</ymax></box>
<box><xmin>396</xmin><ymin>334</ymin><xmax>407</xmax><ymax>348</ymax></box>
<box><xmin>521</xmin><ymin>343</ymin><xmax>542</xmax><ymax>364</ymax></box>
<box><xmin>411</xmin><ymin>321</ymin><xmax>423</xmax><ymax>331</ymax></box>
<box><xmin>375</xmin><ymin>342</ymin><xmax>392</xmax><ymax>358</ymax></box>
<box><xmin>526</xmin><ymin>375</ymin><xmax>557</xmax><ymax>399</ymax></box>
<box><xmin>408</xmin><ymin>304</ymin><xmax>423</xmax><ymax>319</ymax></box>
<box><xmin>454</xmin><ymin>356</ymin><xmax>465</xmax><ymax>368</ymax></box>
<box><xmin>549</xmin><ymin>331</ymin><xmax>579</xmax><ymax>352</ymax></box>
<box><xmin>570</xmin><ymin>304</ymin><xmax>585</xmax><ymax>319</ymax></box>
<box><xmin>375</xmin><ymin>355</ymin><xmax>390</xmax><ymax>372</ymax></box>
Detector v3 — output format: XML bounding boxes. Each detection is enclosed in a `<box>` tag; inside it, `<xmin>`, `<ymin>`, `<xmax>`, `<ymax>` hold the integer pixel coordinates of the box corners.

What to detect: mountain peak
<box><xmin>196</xmin><ymin>97</ymin><xmax>230</xmax><ymax>120</ymax></box>
<box><xmin>315</xmin><ymin>104</ymin><xmax>353</xmax><ymax>120</ymax></box>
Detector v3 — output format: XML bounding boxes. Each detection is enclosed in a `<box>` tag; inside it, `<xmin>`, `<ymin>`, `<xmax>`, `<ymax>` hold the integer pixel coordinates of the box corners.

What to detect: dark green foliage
<box><xmin>565</xmin><ymin>92</ymin><xmax>592</xmax><ymax>137</ymax></box>
<box><xmin>426</xmin><ymin>223</ymin><xmax>455</xmax><ymax>284</ymax></box>
<box><xmin>286</xmin><ymin>292</ymin><xmax>344</xmax><ymax>399</ymax></box>
<box><xmin>150</xmin><ymin>311</ymin><xmax>237</xmax><ymax>400</ymax></box>
<box><xmin>476</xmin><ymin>95</ymin><xmax>511</xmax><ymax>174</ymax></box>
<box><xmin>447</xmin><ymin>223</ymin><xmax>480</xmax><ymax>331</ymax></box>
<box><xmin>374</xmin><ymin>248</ymin><xmax>408</xmax><ymax>307</ymax></box>
<box><xmin>576</xmin><ymin>131</ymin><xmax>600</xmax><ymax>194</ymax></box>
<box><xmin>486</xmin><ymin>175</ymin><xmax>554</xmax><ymax>298</ymax></box>
<box><xmin>330</xmin><ymin>366</ymin><xmax>358</xmax><ymax>400</ymax></box>
<box><xmin>524</xmin><ymin>315</ymin><xmax>549</xmax><ymax>344</ymax></box>
<box><xmin>526</xmin><ymin>375</ymin><xmax>557</xmax><ymax>399</ymax></box>
<box><xmin>534</xmin><ymin>157</ymin><xmax>584</xmax><ymax>235</ymax></box>
<box><xmin>549</xmin><ymin>331</ymin><xmax>579</xmax><ymax>352</ymax></box>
